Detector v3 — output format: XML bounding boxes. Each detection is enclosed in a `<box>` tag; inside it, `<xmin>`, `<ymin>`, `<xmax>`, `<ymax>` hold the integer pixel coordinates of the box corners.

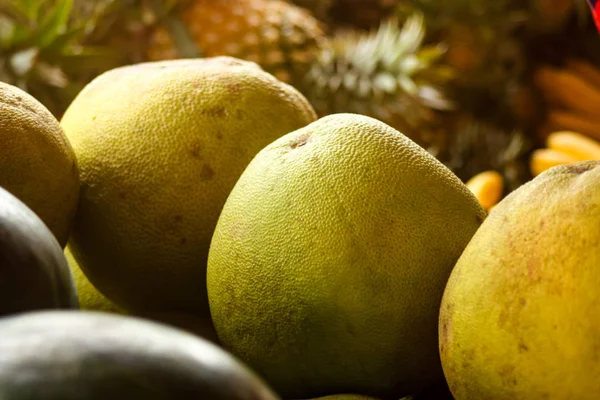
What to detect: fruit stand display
<box><xmin>1</xmin><ymin>1</ymin><xmax>600</xmax><ymax>399</ymax></box>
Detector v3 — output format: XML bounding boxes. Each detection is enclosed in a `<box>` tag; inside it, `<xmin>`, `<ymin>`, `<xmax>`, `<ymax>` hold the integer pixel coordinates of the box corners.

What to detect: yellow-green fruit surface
<box><xmin>64</xmin><ymin>245</ymin><xmax>125</xmax><ymax>314</ymax></box>
<box><xmin>0</xmin><ymin>82</ymin><xmax>79</xmax><ymax>247</ymax></box>
<box><xmin>207</xmin><ymin>113</ymin><xmax>486</xmax><ymax>399</ymax></box>
<box><xmin>60</xmin><ymin>56</ymin><xmax>316</xmax><ymax>315</ymax></box>
<box><xmin>439</xmin><ymin>160</ymin><xmax>600</xmax><ymax>399</ymax></box>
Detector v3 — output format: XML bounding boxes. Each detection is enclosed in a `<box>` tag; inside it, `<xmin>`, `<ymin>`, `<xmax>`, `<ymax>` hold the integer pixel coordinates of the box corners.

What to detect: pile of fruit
<box><xmin>1</xmin><ymin>1</ymin><xmax>600</xmax><ymax>399</ymax></box>
<box><xmin>2</xmin><ymin>52</ymin><xmax>600</xmax><ymax>399</ymax></box>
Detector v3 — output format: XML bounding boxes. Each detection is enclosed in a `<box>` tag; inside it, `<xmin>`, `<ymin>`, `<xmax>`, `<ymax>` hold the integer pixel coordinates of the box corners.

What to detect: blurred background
<box><xmin>2</xmin><ymin>0</ymin><xmax>600</xmax><ymax>199</ymax></box>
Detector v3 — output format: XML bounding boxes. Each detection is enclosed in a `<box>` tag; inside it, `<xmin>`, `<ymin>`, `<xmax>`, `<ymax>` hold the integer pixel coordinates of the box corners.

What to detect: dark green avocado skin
<box><xmin>0</xmin><ymin>186</ymin><xmax>78</xmax><ymax>315</ymax></box>
<box><xmin>0</xmin><ymin>311</ymin><xmax>281</xmax><ymax>400</ymax></box>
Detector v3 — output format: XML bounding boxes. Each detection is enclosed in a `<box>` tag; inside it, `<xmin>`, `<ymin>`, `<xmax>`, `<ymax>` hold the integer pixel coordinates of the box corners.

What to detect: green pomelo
<box><xmin>207</xmin><ymin>113</ymin><xmax>486</xmax><ymax>398</ymax></box>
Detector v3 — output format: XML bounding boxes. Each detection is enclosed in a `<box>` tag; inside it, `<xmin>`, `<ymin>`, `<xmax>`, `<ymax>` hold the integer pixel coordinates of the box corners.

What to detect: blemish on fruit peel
<box><xmin>290</xmin><ymin>134</ymin><xmax>310</xmax><ymax>149</ymax></box>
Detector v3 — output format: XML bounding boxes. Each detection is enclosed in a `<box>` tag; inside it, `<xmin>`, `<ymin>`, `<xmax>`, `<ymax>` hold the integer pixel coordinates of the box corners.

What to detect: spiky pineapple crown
<box><xmin>302</xmin><ymin>12</ymin><xmax>455</xmax><ymax>137</ymax></box>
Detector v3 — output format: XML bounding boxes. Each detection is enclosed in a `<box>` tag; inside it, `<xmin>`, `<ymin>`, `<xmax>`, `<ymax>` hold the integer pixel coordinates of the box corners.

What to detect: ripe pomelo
<box><xmin>60</xmin><ymin>57</ymin><xmax>316</xmax><ymax>316</ymax></box>
<box><xmin>207</xmin><ymin>113</ymin><xmax>486</xmax><ymax>398</ymax></box>
<box><xmin>0</xmin><ymin>82</ymin><xmax>79</xmax><ymax>247</ymax></box>
<box><xmin>439</xmin><ymin>160</ymin><xmax>600</xmax><ymax>399</ymax></box>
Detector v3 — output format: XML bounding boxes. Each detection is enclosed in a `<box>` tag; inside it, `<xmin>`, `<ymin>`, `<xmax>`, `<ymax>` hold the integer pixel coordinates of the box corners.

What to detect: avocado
<box><xmin>0</xmin><ymin>186</ymin><xmax>78</xmax><ymax>315</ymax></box>
<box><xmin>0</xmin><ymin>310</ymin><xmax>280</xmax><ymax>400</ymax></box>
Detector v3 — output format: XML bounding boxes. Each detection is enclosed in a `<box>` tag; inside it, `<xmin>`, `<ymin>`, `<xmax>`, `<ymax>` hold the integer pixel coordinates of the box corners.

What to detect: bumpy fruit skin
<box><xmin>439</xmin><ymin>160</ymin><xmax>600</xmax><ymax>399</ymax></box>
<box><xmin>0</xmin><ymin>82</ymin><xmax>79</xmax><ymax>247</ymax></box>
<box><xmin>0</xmin><ymin>186</ymin><xmax>79</xmax><ymax>316</ymax></box>
<box><xmin>148</xmin><ymin>0</ymin><xmax>326</xmax><ymax>87</ymax></box>
<box><xmin>0</xmin><ymin>311</ymin><xmax>280</xmax><ymax>400</ymax></box>
<box><xmin>207</xmin><ymin>113</ymin><xmax>486</xmax><ymax>399</ymax></box>
<box><xmin>60</xmin><ymin>57</ymin><xmax>316</xmax><ymax>316</ymax></box>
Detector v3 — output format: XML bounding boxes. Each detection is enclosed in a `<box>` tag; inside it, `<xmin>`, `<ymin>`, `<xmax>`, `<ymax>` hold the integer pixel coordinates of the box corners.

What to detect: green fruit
<box><xmin>439</xmin><ymin>160</ymin><xmax>600</xmax><ymax>399</ymax></box>
<box><xmin>0</xmin><ymin>310</ymin><xmax>280</xmax><ymax>400</ymax></box>
<box><xmin>207</xmin><ymin>113</ymin><xmax>486</xmax><ymax>398</ymax></box>
<box><xmin>60</xmin><ymin>56</ymin><xmax>316</xmax><ymax>316</ymax></box>
<box><xmin>0</xmin><ymin>186</ymin><xmax>78</xmax><ymax>315</ymax></box>
<box><xmin>0</xmin><ymin>82</ymin><xmax>79</xmax><ymax>247</ymax></box>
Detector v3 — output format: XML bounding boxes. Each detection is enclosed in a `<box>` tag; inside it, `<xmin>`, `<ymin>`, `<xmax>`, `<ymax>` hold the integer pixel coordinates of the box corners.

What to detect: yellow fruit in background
<box><xmin>60</xmin><ymin>57</ymin><xmax>316</xmax><ymax>316</ymax></box>
<box><xmin>529</xmin><ymin>131</ymin><xmax>600</xmax><ymax>177</ymax></box>
<box><xmin>207</xmin><ymin>113</ymin><xmax>486</xmax><ymax>399</ymax></box>
<box><xmin>0</xmin><ymin>82</ymin><xmax>79</xmax><ymax>247</ymax></box>
<box><xmin>529</xmin><ymin>148</ymin><xmax>579</xmax><ymax>176</ymax></box>
<box><xmin>546</xmin><ymin>131</ymin><xmax>600</xmax><ymax>161</ymax></box>
<box><xmin>64</xmin><ymin>246</ymin><xmax>124</xmax><ymax>314</ymax></box>
<box><xmin>439</xmin><ymin>160</ymin><xmax>600</xmax><ymax>399</ymax></box>
<box><xmin>465</xmin><ymin>170</ymin><xmax>504</xmax><ymax>211</ymax></box>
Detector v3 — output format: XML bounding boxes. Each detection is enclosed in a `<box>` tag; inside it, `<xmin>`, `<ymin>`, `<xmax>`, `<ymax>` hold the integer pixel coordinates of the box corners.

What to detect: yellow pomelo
<box><xmin>439</xmin><ymin>160</ymin><xmax>600</xmax><ymax>399</ymax></box>
<box><xmin>60</xmin><ymin>57</ymin><xmax>316</xmax><ymax>316</ymax></box>
<box><xmin>64</xmin><ymin>245</ymin><xmax>124</xmax><ymax>314</ymax></box>
<box><xmin>0</xmin><ymin>82</ymin><xmax>79</xmax><ymax>246</ymax></box>
<box><xmin>207</xmin><ymin>113</ymin><xmax>486</xmax><ymax>399</ymax></box>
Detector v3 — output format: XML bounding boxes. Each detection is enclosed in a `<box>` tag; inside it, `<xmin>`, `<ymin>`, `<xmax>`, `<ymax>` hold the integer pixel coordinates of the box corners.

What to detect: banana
<box><xmin>565</xmin><ymin>59</ymin><xmax>600</xmax><ymax>90</ymax></box>
<box><xmin>529</xmin><ymin>148</ymin><xmax>580</xmax><ymax>176</ymax></box>
<box><xmin>534</xmin><ymin>67</ymin><xmax>600</xmax><ymax>118</ymax></box>
<box><xmin>465</xmin><ymin>170</ymin><xmax>504</xmax><ymax>211</ymax></box>
<box><xmin>546</xmin><ymin>131</ymin><xmax>600</xmax><ymax>161</ymax></box>
<box><xmin>547</xmin><ymin>109</ymin><xmax>600</xmax><ymax>142</ymax></box>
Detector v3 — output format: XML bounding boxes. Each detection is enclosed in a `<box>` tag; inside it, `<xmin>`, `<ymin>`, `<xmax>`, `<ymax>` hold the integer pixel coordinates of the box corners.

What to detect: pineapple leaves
<box><xmin>1</xmin><ymin>0</ymin><xmax>76</xmax><ymax>51</ymax></box>
<box><xmin>5</xmin><ymin>0</ymin><xmax>40</xmax><ymax>21</ymax></box>
<box><xmin>37</xmin><ymin>0</ymin><xmax>73</xmax><ymax>48</ymax></box>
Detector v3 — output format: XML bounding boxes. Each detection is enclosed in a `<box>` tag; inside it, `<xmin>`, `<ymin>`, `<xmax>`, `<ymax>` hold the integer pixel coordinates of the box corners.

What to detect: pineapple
<box><xmin>299</xmin><ymin>12</ymin><xmax>455</xmax><ymax>143</ymax></box>
<box><xmin>287</xmin><ymin>0</ymin><xmax>333</xmax><ymax>23</ymax></box>
<box><xmin>145</xmin><ymin>0</ymin><xmax>541</xmax><ymax>188</ymax></box>
<box><xmin>5</xmin><ymin>0</ymin><xmax>597</xmax><ymax>195</ymax></box>
<box><xmin>147</xmin><ymin>0</ymin><xmax>328</xmax><ymax>87</ymax></box>
<box><xmin>146</xmin><ymin>0</ymin><xmax>456</xmax><ymax>157</ymax></box>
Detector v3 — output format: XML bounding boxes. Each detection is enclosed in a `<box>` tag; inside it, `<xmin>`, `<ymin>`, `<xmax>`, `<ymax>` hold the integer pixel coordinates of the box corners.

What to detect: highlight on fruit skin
<box><xmin>530</xmin><ymin>130</ymin><xmax>600</xmax><ymax>176</ymax></box>
<box><xmin>465</xmin><ymin>170</ymin><xmax>504</xmax><ymax>211</ymax></box>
